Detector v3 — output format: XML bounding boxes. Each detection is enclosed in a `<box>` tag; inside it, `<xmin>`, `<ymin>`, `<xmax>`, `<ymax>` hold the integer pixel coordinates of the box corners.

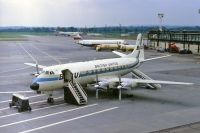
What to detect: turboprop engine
<box><xmin>119</xmin><ymin>80</ymin><xmax>138</xmax><ymax>90</ymax></box>
<box><xmin>94</xmin><ymin>81</ymin><xmax>109</xmax><ymax>90</ymax></box>
<box><xmin>95</xmin><ymin>80</ymin><xmax>138</xmax><ymax>90</ymax></box>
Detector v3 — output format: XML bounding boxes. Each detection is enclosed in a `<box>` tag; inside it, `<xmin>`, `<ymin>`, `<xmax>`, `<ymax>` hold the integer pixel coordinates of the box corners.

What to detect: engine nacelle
<box><xmin>121</xmin><ymin>81</ymin><xmax>138</xmax><ymax>89</ymax></box>
<box><xmin>95</xmin><ymin>81</ymin><xmax>109</xmax><ymax>90</ymax></box>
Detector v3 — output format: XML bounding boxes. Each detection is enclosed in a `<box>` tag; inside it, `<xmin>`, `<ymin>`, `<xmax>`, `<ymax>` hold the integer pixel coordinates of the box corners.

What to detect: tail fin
<box><xmin>125</xmin><ymin>33</ymin><xmax>144</xmax><ymax>61</ymax></box>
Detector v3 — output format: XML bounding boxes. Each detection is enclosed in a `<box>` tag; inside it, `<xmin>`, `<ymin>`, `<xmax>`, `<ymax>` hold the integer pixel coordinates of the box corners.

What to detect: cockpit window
<box><xmin>50</xmin><ymin>71</ymin><xmax>54</xmax><ymax>75</ymax></box>
<box><xmin>42</xmin><ymin>70</ymin><xmax>54</xmax><ymax>75</ymax></box>
<box><xmin>45</xmin><ymin>71</ymin><xmax>49</xmax><ymax>75</ymax></box>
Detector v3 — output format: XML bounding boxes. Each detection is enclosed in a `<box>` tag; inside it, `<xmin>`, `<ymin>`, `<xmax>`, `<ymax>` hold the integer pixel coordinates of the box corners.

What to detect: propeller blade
<box><xmin>95</xmin><ymin>74</ymin><xmax>99</xmax><ymax>88</ymax></box>
<box><xmin>36</xmin><ymin>63</ymin><xmax>39</xmax><ymax>74</ymax></box>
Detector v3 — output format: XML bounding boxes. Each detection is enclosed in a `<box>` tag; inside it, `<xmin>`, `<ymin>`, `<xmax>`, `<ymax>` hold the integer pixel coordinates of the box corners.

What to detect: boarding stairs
<box><xmin>62</xmin><ymin>69</ymin><xmax>87</xmax><ymax>105</ymax></box>
<box><xmin>67</xmin><ymin>80</ymin><xmax>87</xmax><ymax>105</ymax></box>
<box><xmin>132</xmin><ymin>69</ymin><xmax>161</xmax><ymax>89</ymax></box>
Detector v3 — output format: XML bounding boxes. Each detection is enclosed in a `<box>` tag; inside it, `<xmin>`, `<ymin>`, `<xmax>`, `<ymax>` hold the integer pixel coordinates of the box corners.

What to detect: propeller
<box><xmin>95</xmin><ymin>74</ymin><xmax>99</xmax><ymax>99</ymax></box>
<box><xmin>117</xmin><ymin>75</ymin><xmax>122</xmax><ymax>89</ymax></box>
<box><xmin>94</xmin><ymin>74</ymin><xmax>99</xmax><ymax>88</ymax></box>
<box><xmin>117</xmin><ymin>75</ymin><xmax>122</xmax><ymax>101</ymax></box>
<box><xmin>31</xmin><ymin>62</ymin><xmax>40</xmax><ymax>77</ymax></box>
<box><xmin>36</xmin><ymin>62</ymin><xmax>39</xmax><ymax>74</ymax></box>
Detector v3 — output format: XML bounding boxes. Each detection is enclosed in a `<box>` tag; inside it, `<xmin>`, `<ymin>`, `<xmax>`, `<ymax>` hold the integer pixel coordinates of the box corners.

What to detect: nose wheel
<box><xmin>47</xmin><ymin>97</ymin><xmax>54</xmax><ymax>103</ymax></box>
<box><xmin>47</xmin><ymin>93</ymin><xmax>54</xmax><ymax>103</ymax></box>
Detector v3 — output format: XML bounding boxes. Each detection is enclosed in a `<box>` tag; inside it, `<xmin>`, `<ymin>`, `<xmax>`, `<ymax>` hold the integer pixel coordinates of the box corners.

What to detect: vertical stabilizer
<box><xmin>126</xmin><ymin>33</ymin><xmax>144</xmax><ymax>61</ymax></box>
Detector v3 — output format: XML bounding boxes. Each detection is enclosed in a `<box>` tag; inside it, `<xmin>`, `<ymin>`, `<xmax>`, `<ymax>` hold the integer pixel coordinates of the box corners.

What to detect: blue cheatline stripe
<box><xmin>33</xmin><ymin>61</ymin><xmax>139</xmax><ymax>83</ymax></box>
<box><xmin>35</xmin><ymin>77</ymin><xmax>60</xmax><ymax>82</ymax></box>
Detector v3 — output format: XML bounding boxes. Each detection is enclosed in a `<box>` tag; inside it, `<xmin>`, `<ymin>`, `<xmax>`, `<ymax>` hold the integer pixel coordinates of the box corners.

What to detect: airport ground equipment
<box><xmin>9</xmin><ymin>93</ymin><xmax>31</xmax><ymax>112</ymax></box>
<box><xmin>62</xmin><ymin>69</ymin><xmax>87</xmax><ymax>105</ymax></box>
<box><xmin>156</xmin><ymin>47</ymin><xmax>165</xmax><ymax>53</ymax></box>
<box><xmin>168</xmin><ymin>43</ymin><xmax>179</xmax><ymax>53</ymax></box>
<box><xmin>179</xmin><ymin>49</ymin><xmax>192</xmax><ymax>54</ymax></box>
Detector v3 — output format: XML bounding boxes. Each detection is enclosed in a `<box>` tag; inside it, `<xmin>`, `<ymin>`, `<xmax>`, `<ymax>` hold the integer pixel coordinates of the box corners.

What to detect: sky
<box><xmin>0</xmin><ymin>0</ymin><xmax>200</xmax><ymax>27</ymax></box>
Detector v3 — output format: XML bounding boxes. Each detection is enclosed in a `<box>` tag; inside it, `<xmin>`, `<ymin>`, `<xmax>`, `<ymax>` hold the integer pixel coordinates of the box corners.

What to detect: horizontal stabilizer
<box><xmin>133</xmin><ymin>79</ymin><xmax>193</xmax><ymax>85</ymax></box>
<box><xmin>112</xmin><ymin>51</ymin><xmax>126</xmax><ymax>57</ymax></box>
<box><xmin>24</xmin><ymin>63</ymin><xmax>46</xmax><ymax>69</ymax></box>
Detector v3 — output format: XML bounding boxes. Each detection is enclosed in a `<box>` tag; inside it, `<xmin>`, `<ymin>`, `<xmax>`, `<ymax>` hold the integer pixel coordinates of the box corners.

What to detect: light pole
<box><xmin>119</xmin><ymin>23</ymin><xmax>122</xmax><ymax>37</ymax></box>
<box><xmin>158</xmin><ymin>13</ymin><xmax>164</xmax><ymax>31</ymax></box>
<box><xmin>198</xmin><ymin>9</ymin><xmax>200</xmax><ymax>53</ymax></box>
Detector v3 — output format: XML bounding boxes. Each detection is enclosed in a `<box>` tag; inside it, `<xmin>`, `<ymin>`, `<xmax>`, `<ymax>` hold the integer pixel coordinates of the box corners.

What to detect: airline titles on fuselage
<box><xmin>94</xmin><ymin>62</ymin><xmax>118</xmax><ymax>69</ymax></box>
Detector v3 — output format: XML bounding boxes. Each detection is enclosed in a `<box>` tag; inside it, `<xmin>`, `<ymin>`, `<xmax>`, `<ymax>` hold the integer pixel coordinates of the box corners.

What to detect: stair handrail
<box><xmin>74</xmin><ymin>79</ymin><xmax>87</xmax><ymax>103</ymax></box>
<box><xmin>68</xmin><ymin>82</ymin><xmax>80</xmax><ymax>104</ymax></box>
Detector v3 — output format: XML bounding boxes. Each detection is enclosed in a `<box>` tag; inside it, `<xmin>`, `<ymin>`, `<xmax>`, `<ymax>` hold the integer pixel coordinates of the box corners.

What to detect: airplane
<box><xmin>73</xmin><ymin>34</ymin><xmax>83</xmax><ymax>40</ymax></box>
<box><xmin>77</xmin><ymin>39</ymin><xmax>126</xmax><ymax>47</ymax></box>
<box><xmin>86</xmin><ymin>33</ymin><xmax>102</xmax><ymax>37</ymax></box>
<box><xmin>55</xmin><ymin>31</ymin><xmax>83</xmax><ymax>37</ymax></box>
<box><xmin>25</xmin><ymin>34</ymin><xmax>193</xmax><ymax>104</ymax></box>
<box><xmin>76</xmin><ymin>39</ymin><xmax>128</xmax><ymax>51</ymax></box>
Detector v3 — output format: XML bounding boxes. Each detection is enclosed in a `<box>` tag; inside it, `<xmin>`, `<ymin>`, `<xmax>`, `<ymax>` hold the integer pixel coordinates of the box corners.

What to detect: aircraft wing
<box><xmin>140</xmin><ymin>55</ymin><xmax>171</xmax><ymax>62</ymax></box>
<box><xmin>96</xmin><ymin>77</ymin><xmax>193</xmax><ymax>90</ymax></box>
<box><xmin>99</xmin><ymin>77</ymin><xmax>193</xmax><ymax>85</ymax></box>
<box><xmin>24</xmin><ymin>63</ymin><xmax>46</xmax><ymax>69</ymax></box>
<box><xmin>112</xmin><ymin>49</ymin><xmax>171</xmax><ymax>61</ymax></box>
<box><xmin>132</xmin><ymin>79</ymin><xmax>193</xmax><ymax>85</ymax></box>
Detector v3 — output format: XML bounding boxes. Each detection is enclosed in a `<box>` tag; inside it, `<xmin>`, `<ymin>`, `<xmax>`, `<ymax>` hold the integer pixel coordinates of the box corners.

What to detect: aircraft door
<box><xmin>62</xmin><ymin>69</ymin><xmax>73</xmax><ymax>83</ymax></box>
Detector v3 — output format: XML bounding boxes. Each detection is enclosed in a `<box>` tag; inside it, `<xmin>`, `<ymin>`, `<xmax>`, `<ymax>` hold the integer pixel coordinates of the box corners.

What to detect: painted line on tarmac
<box><xmin>0</xmin><ymin>104</ymin><xmax>98</xmax><ymax>128</ymax></box>
<box><xmin>30</xmin><ymin>96</ymin><xmax>63</xmax><ymax>105</ymax></box>
<box><xmin>0</xmin><ymin>94</ymin><xmax>45</xmax><ymax>104</ymax></box>
<box><xmin>30</xmin><ymin>44</ymin><xmax>62</xmax><ymax>64</ymax></box>
<box><xmin>0</xmin><ymin>103</ymin><xmax>66</xmax><ymax>119</ymax></box>
<box><xmin>0</xmin><ymin>96</ymin><xmax>63</xmax><ymax>111</ymax></box>
<box><xmin>19</xmin><ymin>106</ymin><xmax>118</xmax><ymax>133</ymax></box>
<box><xmin>18</xmin><ymin>43</ymin><xmax>38</xmax><ymax>63</ymax></box>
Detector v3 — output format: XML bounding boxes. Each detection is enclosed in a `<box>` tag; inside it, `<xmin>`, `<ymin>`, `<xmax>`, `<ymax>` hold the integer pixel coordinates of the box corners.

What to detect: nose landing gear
<box><xmin>47</xmin><ymin>93</ymin><xmax>54</xmax><ymax>104</ymax></box>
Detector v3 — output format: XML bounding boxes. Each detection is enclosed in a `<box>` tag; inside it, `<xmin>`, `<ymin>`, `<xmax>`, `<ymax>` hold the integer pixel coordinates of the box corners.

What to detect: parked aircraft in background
<box><xmin>86</xmin><ymin>33</ymin><xmax>102</xmax><ymax>37</ymax></box>
<box><xmin>25</xmin><ymin>34</ymin><xmax>193</xmax><ymax>104</ymax></box>
<box><xmin>55</xmin><ymin>31</ymin><xmax>83</xmax><ymax>37</ymax></box>
<box><xmin>73</xmin><ymin>34</ymin><xmax>82</xmax><ymax>40</ymax></box>
<box><xmin>77</xmin><ymin>39</ymin><xmax>126</xmax><ymax>47</ymax></box>
<box><xmin>76</xmin><ymin>39</ymin><xmax>131</xmax><ymax>51</ymax></box>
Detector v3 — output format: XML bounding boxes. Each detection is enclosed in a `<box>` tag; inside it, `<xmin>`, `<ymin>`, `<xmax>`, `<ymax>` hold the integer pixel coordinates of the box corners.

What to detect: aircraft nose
<box><xmin>30</xmin><ymin>82</ymin><xmax>39</xmax><ymax>91</ymax></box>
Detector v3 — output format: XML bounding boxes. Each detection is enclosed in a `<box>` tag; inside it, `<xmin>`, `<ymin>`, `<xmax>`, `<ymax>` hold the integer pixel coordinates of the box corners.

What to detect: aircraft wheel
<box><xmin>9</xmin><ymin>103</ymin><xmax>12</xmax><ymax>108</ymax></box>
<box><xmin>18</xmin><ymin>108</ymin><xmax>22</xmax><ymax>112</ymax></box>
<box><xmin>47</xmin><ymin>98</ymin><xmax>54</xmax><ymax>104</ymax></box>
<box><xmin>28</xmin><ymin>106</ymin><xmax>32</xmax><ymax>112</ymax></box>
